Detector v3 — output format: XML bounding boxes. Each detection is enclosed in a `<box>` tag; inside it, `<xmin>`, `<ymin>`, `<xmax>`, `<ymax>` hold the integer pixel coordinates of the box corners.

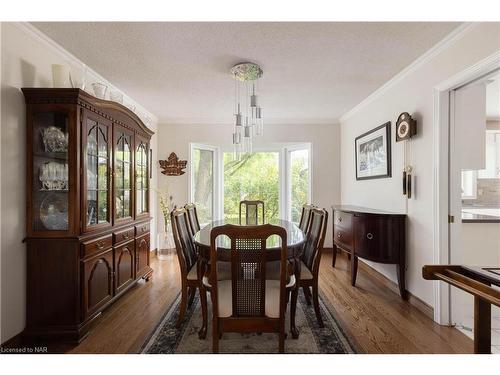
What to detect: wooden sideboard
<box><xmin>332</xmin><ymin>205</ymin><xmax>407</xmax><ymax>299</ymax></box>
<box><xmin>22</xmin><ymin>88</ymin><xmax>153</xmax><ymax>343</ymax></box>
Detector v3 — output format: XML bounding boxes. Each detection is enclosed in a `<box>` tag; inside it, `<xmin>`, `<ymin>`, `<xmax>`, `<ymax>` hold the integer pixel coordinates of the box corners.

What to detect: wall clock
<box><xmin>396</xmin><ymin>112</ymin><xmax>417</xmax><ymax>142</ymax></box>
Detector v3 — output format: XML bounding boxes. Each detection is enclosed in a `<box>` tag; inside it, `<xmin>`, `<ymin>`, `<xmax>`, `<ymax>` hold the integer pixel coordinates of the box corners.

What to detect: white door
<box><xmin>449</xmin><ymin>77</ymin><xmax>500</xmax><ymax>346</ymax></box>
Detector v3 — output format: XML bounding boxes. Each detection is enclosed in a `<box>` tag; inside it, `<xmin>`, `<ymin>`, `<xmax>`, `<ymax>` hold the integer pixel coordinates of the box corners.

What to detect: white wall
<box><xmin>340</xmin><ymin>23</ymin><xmax>500</xmax><ymax>306</ymax></box>
<box><xmin>155</xmin><ymin>123</ymin><xmax>340</xmax><ymax>247</ymax></box>
<box><xmin>0</xmin><ymin>22</ymin><xmax>158</xmax><ymax>343</ymax></box>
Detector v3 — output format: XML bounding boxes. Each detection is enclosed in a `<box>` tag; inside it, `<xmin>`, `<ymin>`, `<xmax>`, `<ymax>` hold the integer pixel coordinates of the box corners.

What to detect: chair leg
<box><xmin>177</xmin><ymin>282</ymin><xmax>188</xmax><ymax>328</ymax></box>
<box><xmin>198</xmin><ymin>286</ymin><xmax>208</xmax><ymax>339</ymax></box>
<box><xmin>279</xmin><ymin>320</ymin><xmax>285</xmax><ymax>353</ymax></box>
<box><xmin>187</xmin><ymin>286</ymin><xmax>196</xmax><ymax>308</ymax></box>
<box><xmin>312</xmin><ymin>282</ymin><xmax>324</xmax><ymax>328</ymax></box>
<box><xmin>198</xmin><ymin>259</ymin><xmax>208</xmax><ymax>339</ymax></box>
<box><xmin>212</xmin><ymin>318</ymin><xmax>219</xmax><ymax>354</ymax></box>
<box><xmin>303</xmin><ymin>285</ymin><xmax>312</xmax><ymax>306</ymax></box>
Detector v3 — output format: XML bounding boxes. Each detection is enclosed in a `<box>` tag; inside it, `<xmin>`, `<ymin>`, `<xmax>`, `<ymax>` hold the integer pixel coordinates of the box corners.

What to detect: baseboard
<box><xmin>323</xmin><ymin>248</ymin><xmax>434</xmax><ymax>320</ymax></box>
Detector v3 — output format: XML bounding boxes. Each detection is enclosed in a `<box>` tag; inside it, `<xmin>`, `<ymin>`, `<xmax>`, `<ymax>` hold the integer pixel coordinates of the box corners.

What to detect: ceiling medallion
<box><xmin>230</xmin><ymin>62</ymin><xmax>263</xmax><ymax>82</ymax></box>
<box><xmin>230</xmin><ymin>62</ymin><xmax>264</xmax><ymax>158</ymax></box>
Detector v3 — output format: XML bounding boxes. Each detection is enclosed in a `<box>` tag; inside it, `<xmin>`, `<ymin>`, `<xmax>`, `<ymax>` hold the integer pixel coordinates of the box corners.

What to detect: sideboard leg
<box><xmin>350</xmin><ymin>255</ymin><xmax>358</xmax><ymax>286</ymax></box>
<box><xmin>396</xmin><ymin>262</ymin><xmax>407</xmax><ymax>300</ymax></box>
<box><xmin>331</xmin><ymin>245</ymin><xmax>338</xmax><ymax>267</ymax></box>
<box><xmin>474</xmin><ymin>296</ymin><xmax>491</xmax><ymax>354</ymax></box>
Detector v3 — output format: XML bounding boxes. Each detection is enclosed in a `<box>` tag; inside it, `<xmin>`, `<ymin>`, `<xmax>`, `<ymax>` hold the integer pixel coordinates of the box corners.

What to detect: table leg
<box><xmin>197</xmin><ymin>258</ymin><xmax>208</xmax><ymax>340</ymax></box>
<box><xmin>290</xmin><ymin>258</ymin><xmax>300</xmax><ymax>339</ymax></box>
<box><xmin>474</xmin><ymin>296</ymin><xmax>491</xmax><ymax>354</ymax></box>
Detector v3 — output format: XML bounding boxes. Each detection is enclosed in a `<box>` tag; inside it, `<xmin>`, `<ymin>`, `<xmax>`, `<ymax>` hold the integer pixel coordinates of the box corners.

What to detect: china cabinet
<box><xmin>22</xmin><ymin>88</ymin><xmax>154</xmax><ymax>343</ymax></box>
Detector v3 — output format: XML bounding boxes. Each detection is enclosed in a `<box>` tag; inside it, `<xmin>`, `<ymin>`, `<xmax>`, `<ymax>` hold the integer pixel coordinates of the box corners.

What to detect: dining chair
<box><xmin>299</xmin><ymin>207</ymin><xmax>328</xmax><ymax>327</ymax></box>
<box><xmin>298</xmin><ymin>204</ymin><xmax>315</xmax><ymax>232</ymax></box>
<box><xmin>239</xmin><ymin>200</ymin><xmax>265</xmax><ymax>225</ymax></box>
<box><xmin>170</xmin><ymin>208</ymin><xmax>207</xmax><ymax>329</ymax></box>
<box><xmin>184</xmin><ymin>203</ymin><xmax>201</xmax><ymax>236</ymax></box>
<box><xmin>204</xmin><ymin>224</ymin><xmax>295</xmax><ymax>353</ymax></box>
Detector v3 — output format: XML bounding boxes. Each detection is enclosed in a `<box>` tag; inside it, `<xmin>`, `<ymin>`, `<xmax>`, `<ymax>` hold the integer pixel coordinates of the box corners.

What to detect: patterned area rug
<box><xmin>141</xmin><ymin>291</ymin><xmax>356</xmax><ymax>354</ymax></box>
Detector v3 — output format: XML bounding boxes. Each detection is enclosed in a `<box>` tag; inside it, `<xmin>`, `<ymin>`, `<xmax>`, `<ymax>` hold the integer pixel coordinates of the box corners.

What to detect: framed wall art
<box><xmin>355</xmin><ymin>122</ymin><xmax>392</xmax><ymax>180</ymax></box>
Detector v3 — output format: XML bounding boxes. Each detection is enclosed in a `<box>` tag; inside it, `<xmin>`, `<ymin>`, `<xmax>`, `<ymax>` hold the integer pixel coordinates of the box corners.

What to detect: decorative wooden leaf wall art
<box><xmin>159</xmin><ymin>152</ymin><xmax>187</xmax><ymax>176</ymax></box>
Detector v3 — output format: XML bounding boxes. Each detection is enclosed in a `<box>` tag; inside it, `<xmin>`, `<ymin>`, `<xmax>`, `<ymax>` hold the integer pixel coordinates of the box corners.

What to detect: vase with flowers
<box><xmin>157</xmin><ymin>187</ymin><xmax>176</xmax><ymax>260</ymax></box>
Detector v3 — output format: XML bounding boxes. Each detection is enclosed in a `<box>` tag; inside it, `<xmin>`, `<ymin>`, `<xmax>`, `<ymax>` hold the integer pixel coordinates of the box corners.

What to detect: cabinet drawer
<box><xmin>334</xmin><ymin>210</ymin><xmax>353</xmax><ymax>230</ymax></box>
<box><xmin>353</xmin><ymin>215</ymin><xmax>400</xmax><ymax>262</ymax></box>
<box><xmin>334</xmin><ymin>225</ymin><xmax>353</xmax><ymax>250</ymax></box>
<box><xmin>135</xmin><ymin>222</ymin><xmax>150</xmax><ymax>236</ymax></box>
<box><xmin>82</xmin><ymin>234</ymin><xmax>113</xmax><ymax>258</ymax></box>
<box><xmin>113</xmin><ymin>227</ymin><xmax>135</xmax><ymax>245</ymax></box>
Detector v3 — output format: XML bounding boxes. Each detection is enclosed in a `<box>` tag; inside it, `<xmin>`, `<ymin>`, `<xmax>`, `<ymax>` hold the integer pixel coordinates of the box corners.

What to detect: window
<box><xmin>189</xmin><ymin>143</ymin><xmax>311</xmax><ymax>224</ymax></box>
<box><xmin>189</xmin><ymin>144</ymin><xmax>219</xmax><ymax>225</ymax></box>
<box><xmin>223</xmin><ymin>152</ymin><xmax>280</xmax><ymax>222</ymax></box>
<box><xmin>287</xmin><ymin>147</ymin><xmax>311</xmax><ymax>223</ymax></box>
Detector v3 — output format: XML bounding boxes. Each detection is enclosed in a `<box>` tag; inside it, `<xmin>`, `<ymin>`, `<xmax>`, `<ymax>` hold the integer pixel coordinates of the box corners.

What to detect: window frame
<box><xmin>188</xmin><ymin>142</ymin><xmax>312</xmax><ymax>224</ymax></box>
<box><xmin>284</xmin><ymin>144</ymin><xmax>313</xmax><ymax>222</ymax></box>
<box><xmin>188</xmin><ymin>143</ymin><xmax>221</xmax><ymax>223</ymax></box>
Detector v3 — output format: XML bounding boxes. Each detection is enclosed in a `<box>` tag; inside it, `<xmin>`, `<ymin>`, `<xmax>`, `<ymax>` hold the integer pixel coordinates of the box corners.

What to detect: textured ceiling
<box><xmin>32</xmin><ymin>22</ymin><xmax>460</xmax><ymax>124</ymax></box>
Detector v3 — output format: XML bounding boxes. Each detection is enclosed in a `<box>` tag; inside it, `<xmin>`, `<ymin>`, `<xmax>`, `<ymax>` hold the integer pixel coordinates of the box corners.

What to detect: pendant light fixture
<box><xmin>230</xmin><ymin>62</ymin><xmax>264</xmax><ymax>158</ymax></box>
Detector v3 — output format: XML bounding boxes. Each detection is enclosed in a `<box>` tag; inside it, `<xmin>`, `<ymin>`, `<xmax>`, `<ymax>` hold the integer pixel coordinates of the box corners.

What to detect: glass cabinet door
<box><xmin>84</xmin><ymin>113</ymin><xmax>112</xmax><ymax>230</ymax></box>
<box><xmin>136</xmin><ymin>137</ymin><xmax>149</xmax><ymax>216</ymax></box>
<box><xmin>32</xmin><ymin>112</ymin><xmax>70</xmax><ymax>232</ymax></box>
<box><xmin>114</xmin><ymin>126</ymin><xmax>133</xmax><ymax>221</ymax></box>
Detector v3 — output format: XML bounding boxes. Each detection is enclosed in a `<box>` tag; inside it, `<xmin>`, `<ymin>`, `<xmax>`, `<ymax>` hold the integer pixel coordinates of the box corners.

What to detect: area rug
<box><xmin>141</xmin><ymin>291</ymin><xmax>357</xmax><ymax>354</ymax></box>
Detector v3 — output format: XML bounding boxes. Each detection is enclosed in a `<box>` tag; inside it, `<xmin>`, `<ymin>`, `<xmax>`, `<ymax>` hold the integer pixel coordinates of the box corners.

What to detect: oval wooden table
<box><xmin>194</xmin><ymin>219</ymin><xmax>305</xmax><ymax>339</ymax></box>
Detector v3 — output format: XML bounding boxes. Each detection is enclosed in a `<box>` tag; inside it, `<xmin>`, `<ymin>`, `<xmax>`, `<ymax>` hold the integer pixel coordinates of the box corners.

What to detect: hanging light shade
<box><xmin>230</xmin><ymin>62</ymin><xmax>264</xmax><ymax>155</ymax></box>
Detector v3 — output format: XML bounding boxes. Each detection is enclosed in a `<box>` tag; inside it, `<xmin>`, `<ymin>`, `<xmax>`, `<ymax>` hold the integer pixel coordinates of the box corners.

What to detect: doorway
<box><xmin>448</xmin><ymin>71</ymin><xmax>500</xmax><ymax>353</ymax></box>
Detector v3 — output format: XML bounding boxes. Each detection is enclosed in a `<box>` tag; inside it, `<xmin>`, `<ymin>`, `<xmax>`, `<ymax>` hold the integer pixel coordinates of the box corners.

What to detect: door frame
<box><xmin>432</xmin><ymin>51</ymin><xmax>500</xmax><ymax>324</ymax></box>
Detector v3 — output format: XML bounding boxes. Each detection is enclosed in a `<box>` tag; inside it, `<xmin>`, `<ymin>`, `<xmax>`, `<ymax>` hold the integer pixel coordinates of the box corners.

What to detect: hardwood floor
<box><xmin>50</xmin><ymin>249</ymin><xmax>472</xmax><ymax>354</ymax></box>
<box><xmin>319</xmin><ymin>250</ymin><xmax>472</xmax><ymax>353</ymax></box>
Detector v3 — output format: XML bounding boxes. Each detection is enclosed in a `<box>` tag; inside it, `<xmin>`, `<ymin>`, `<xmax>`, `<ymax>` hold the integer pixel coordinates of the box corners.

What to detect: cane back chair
<box><xmin>171</xmin><ymin>208</ymin><xmax>207</xmax><ymax>329</ymax></box>
<box><xmin>184</xmin><ymin>203</ymin><xmax>201</xmax><ymax>236</ymax></box>
<box><xmin>205</xmin><ymin>224</ymin><xmax>294</xmax><ymax>353</ymax></box>
<box><xmin>299</xmin><ymin>207</ymin><xmax>328</xmax><ymax>327</ymax></box>
<box><xmin>239</xmin><ymin>200</ymin><xmax>265</xmax><ymax>225</ymax></box>
<box><xmin>298</xmin><ymin>204</ymin><xmax>315</xmax><ymax>232</ymax></box>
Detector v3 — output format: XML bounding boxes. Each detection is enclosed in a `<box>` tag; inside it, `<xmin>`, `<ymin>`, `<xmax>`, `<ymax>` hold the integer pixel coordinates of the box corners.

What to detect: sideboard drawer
<box><xmin>113</xmin><ymin>227</ymin><xmax>135</xmax><ymax>245</ymax></box>
<box><xmin>135</xmin><ymin>222</ymin><xmax>150</xmax><ymax>236</ymax></box>
<box><xmin>353</xmin><ymin>215</ymin><xmax>401</xmax><ymax>263</ymax></box>
<box><xmin>334</xmin><ymin>210</ymin><xmax>353</xmax><ymax>230</ymax></box>
<box><xmin>334</xmin><ymin>225</ymin><xmax>353</xmax><ymax>250</ymax></box>
<box><xmin>82</xmin><ymin>234</ymin><xmax>113</xmax><ymax>258</ymax></box>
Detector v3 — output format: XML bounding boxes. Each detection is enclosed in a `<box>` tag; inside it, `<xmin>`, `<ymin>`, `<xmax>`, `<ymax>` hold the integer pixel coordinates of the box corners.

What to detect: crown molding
<box><xmin>11</xmin><ymin>22</ymin><xmax>158</xmax><ymax>124</ymax></box>
<box><xmin>339</xmin><ymin>22</ymin><xmax>478</xmax><ymax>123</ymax></box>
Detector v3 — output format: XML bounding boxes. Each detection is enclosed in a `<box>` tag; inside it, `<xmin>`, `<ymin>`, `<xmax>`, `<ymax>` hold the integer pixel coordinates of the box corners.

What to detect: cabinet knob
<box><xmin>123</xmin><ymin>233</ymin><xmax>129</xmax><ymax>239</ymax></box>
<box><xmin>338</xmin><ymin>217</ymin><xmax>342</xmax><ymax>222</ymax></box>
<box><xmin>366</xmin><ymin>233</ymin><xmax>374</xmax><ymax>240</ymax></box>
<box><xmin>96</xmin><ymin>241</ymin><xmax>105</xmax><ymax>250</ymax></box>
<box><xmin>337</xmin><ymin>233</ymin><xmax>342</xmax><ymax>238</ymax></box>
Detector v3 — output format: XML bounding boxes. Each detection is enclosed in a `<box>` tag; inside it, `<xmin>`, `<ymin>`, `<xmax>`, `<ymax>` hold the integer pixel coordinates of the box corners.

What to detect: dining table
<box><xmin>193</xmin><ymin>218</ymin><xmax>306</xmax><ymax>340</ymax></box>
